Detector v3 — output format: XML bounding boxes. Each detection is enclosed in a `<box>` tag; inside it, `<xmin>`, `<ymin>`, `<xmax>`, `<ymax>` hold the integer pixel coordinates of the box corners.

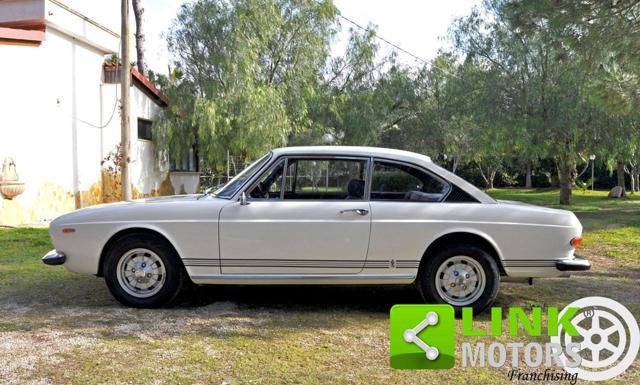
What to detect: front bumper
<box><xmin>556</xmin><ymin>256</ymin><xmax>591</xmax><ymax>271</ymax></box>
<box><xmin>42</xmin><ymin>249</ymin><xmax>66</xmax><ymax>266</ymax></box>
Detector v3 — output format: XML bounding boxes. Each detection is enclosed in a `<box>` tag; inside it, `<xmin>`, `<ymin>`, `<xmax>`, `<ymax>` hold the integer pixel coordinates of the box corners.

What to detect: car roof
<box><xmin>271</xmin><ymin>146</ymin><xmax>432</xmax><ymax>162</ymax></box>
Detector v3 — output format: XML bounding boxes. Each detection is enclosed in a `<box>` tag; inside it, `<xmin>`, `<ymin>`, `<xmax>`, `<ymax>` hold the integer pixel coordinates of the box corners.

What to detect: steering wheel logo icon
<box><xmin>550</xmin><ymin>297</ymin><xmax>639</xmax><ymax>381</ymax></box>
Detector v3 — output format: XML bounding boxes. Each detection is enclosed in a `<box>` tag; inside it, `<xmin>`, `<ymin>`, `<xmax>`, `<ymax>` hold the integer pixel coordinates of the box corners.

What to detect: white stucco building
<box><xmin>0</xmin><ymin>0</ymin><xmax>199</xmax><ymax>226</ymax></box>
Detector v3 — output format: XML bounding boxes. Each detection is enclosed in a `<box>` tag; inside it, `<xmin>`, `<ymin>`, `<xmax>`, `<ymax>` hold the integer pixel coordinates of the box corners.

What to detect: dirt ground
<box><xmin>1</xmin><ymin>196</ymin><xmax>639</xmax><ymax>384</ymax></box>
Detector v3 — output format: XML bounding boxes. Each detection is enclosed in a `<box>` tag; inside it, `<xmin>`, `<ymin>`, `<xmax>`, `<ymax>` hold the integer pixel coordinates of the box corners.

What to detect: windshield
<box><xmin>213</xmin><ymin>152</ymin><xmax>272</xmax><ymax>198</ymax></box>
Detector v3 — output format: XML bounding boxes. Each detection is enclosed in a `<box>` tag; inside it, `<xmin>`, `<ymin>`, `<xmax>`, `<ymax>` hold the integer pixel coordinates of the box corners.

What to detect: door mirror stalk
<box><xmin>239</xmin><ymin>192</ymin><xmax>250</xmax><ymax>206</ymax></box>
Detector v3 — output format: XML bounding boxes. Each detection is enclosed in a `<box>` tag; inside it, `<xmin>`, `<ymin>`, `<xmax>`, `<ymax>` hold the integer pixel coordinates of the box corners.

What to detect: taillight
<box><xmin>570</xmin><ymin>236</ymin><xmax>583</xmax><ymax>248</ymax></box>
<box><xmin>62</xmin><ymin>228</ymin><xmax>76</xmax><ymax>234</ymax></box>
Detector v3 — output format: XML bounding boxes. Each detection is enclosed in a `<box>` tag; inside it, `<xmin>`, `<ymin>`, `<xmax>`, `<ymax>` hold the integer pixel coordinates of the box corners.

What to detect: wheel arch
<box><xmin>419</xmin><ymin>230</ymin><xmax>506</xmax><ymax>276</ymax></box>
<box><xmin>97</xmin><ymin>227</ymin><xmax>183</xmax><ymax>277</ymax></box>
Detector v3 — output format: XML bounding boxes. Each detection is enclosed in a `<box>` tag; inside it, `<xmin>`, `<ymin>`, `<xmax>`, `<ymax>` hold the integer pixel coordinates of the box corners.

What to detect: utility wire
<box><xmin>337</xmin><ymin>12</ymin><xmax>429</xmax><ymax>65</ymax></box>
<box><xmin>76</xmin><ymin>80</ymin><xmax>119</xmax><ymax>129</ymax></box>
<box><xmin>65</xmin><ymin>39</ymin><xmax>121</xmax><ymax>129</ymax></box>
<box><xmin>322</xmin><ymin>1</ymin><xmax>464</xmax><ymax>79</ymax></box>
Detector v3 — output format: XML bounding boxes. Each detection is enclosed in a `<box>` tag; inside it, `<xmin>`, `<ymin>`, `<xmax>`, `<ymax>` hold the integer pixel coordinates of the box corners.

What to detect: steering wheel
<box><xmin>251</xmin><ymin>182</ymin><xmax>266</xmax><ymax>198</ymax></box>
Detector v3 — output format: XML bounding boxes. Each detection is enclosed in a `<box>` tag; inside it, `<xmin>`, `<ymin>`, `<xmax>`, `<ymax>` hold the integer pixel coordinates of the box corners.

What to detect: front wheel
<box><xmin>103</xmin><ymin>234</ymin><xmax>187</xmax><ymax>308</ymax></box>
<box><xmin>417</xmin><ymin>244</ymin><xmax>499</xmax><ymax>315</ymax></box>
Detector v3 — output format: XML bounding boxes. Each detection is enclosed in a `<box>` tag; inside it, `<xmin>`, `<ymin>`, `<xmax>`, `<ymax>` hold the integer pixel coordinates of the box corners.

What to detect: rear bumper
<box><xmin>556</xmin><ymin>256</ymin><xmax>591</xmax><ymax>271</ymax></box>
<box><xmin>42</xmin><ymin>249</ymin><xmax>66</xmax><ymax>266</ymax></box>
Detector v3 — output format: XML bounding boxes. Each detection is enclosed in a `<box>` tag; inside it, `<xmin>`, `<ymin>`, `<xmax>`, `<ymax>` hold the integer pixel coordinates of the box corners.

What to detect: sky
<box><xmin>141</xmin><ymin>0</ymin><xmax>482</xmax><ymax>74</ymax></box>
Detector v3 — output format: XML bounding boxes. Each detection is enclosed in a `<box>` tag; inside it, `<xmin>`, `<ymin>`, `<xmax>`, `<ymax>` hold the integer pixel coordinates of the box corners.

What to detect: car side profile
<box><xmin>43</xmin><ymin>146</ymin><xmax>590</xmax><ymax>313</ymax></box>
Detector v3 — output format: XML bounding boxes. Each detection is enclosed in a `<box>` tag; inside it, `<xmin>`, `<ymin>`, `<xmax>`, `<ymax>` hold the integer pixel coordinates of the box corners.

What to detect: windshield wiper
<box><xmin>198</xmin><ymin>187</ymin><xmax>215</xmax><ymax>200</ymax></box>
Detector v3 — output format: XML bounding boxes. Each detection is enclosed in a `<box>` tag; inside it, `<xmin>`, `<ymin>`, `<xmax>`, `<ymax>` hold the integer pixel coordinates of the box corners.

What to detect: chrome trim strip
<box><xmin>503</xmin><ymin>259</ymin><xmax>560</xmax><ymax>267</ymax></box>
<box><xmin>182</xmin><ymin>258</ymin><xmax>418</xmax><ymax>269</ymax></box>
<box><xmin>189</xmin><ymin>273</ymin><xmax>416</xmax><ymax>285</ymax></box>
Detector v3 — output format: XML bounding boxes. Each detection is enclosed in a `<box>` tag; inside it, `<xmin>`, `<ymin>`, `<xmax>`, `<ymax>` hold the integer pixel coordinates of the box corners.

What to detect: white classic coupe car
<box><xmin>43</xmin><ymin>146</ymin><xmax>590</xmax><ymax>312</ymax></box>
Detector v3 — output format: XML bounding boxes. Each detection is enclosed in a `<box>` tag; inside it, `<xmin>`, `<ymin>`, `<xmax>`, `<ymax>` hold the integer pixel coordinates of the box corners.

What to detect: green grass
<box><xmin>0</xmin><ymin>228</ymin><xmax>58</xmax><ymax>286</ymax></box>
<box><xmin>488</xmin><ymin>187</ymin><xmax>640</xmax><ymax>211</ymax></box>
<box><xmin>0</xmin><ymin>188</ymin><xmax>639</xmax><ymax>384</ymax></box>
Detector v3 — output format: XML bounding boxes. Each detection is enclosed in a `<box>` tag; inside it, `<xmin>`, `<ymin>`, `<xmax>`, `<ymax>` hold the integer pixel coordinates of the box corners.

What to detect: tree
<box><xmin>302</xmin><ymin>27</ymin><xmax>394</xmax><ymax>146</ymax></box>
<box><xmin>156</xmin><ymin>0</ymin><xmax>338</xmax><ymax>170</ymax></box>
<box><xmin>450</xmin><ymin>0</ymin><xmax>605</xmax><ymax>204</ymax></box>
<box><xmin>132</xmin><ymin>0</ymin><xmax>149</xmax><ymax>77</ymax></box>
<box><xmin>152</xmin><ymin>0</ymin><xmax>640</xmax><ymax>197</ymax></box>
<box><xmin>378</xmin><ymin>54</ymin><xmax>484</xmax><ymax>171</ymax></box>
<box><xmin>508</xmin><ymin>0</ymin><xmax>640</xmax><ymax>113</ymax></box>
<box><xmin>510</xmin><ymin>0</ymin><xmax>640</xmax><ymax>195</ymax></box>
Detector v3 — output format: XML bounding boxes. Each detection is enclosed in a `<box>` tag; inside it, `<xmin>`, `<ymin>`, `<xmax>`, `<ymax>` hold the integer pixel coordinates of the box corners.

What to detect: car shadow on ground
<box><xmin>181</xmin><ymin>284</ymin><xmax>424</xmax><ymax>314</ymax></box>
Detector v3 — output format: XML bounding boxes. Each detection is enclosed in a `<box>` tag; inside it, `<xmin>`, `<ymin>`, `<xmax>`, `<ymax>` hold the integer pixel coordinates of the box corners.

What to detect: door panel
<box><xmin>366</xmin><ymin>160</ymin><xmax>451</xmax><ymax>266</ymax></box>
<box><xmin>219</xmin><ymin>200</ymin><xmax>371</xmax><ymax>274</ymax></box>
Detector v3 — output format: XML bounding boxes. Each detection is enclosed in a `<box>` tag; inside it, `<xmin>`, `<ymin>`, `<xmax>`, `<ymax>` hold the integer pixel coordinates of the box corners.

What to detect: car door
<box><xmin>367</xmin><ymin>159</ymin><xmax>452</xmax><ymax>267</ymax></box>
<box><xmin>218</xmin><ymin>156</ymin><xmax>372</xmax><ymax>274</ymax></box>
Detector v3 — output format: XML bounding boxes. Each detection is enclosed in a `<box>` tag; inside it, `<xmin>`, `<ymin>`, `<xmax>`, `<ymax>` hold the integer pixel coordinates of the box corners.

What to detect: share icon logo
<box><xmin>390</xmin><ymin>305</ymin><xmax>455</xmax><ymax>369</ymax></box>
<box><xmin>403</xmin><ymin>311</ymin><xmax>440</xmax><ymax>360</ymax></box>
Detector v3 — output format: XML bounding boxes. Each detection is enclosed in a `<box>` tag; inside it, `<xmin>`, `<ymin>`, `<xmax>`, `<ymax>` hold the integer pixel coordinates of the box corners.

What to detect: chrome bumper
<box><xmin>556</xmin><ymin>256</ymin><xmax>591</xmax><ymax>271</ymax></box>
<box><xmin>42</xmin><ymin>249</ymin><xmax>66</xmax><ymax>266</ymax></box>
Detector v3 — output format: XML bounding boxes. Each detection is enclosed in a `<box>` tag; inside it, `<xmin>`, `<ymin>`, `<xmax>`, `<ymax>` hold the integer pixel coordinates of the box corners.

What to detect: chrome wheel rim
<box><xmin>435</xmin><ymin>255</ymin><xmax>486</xmax><ymax>306</ymax></box>
<box><xmin>116</xmin><ymin>248</ymin><xmax>166</xmax><ymax>298</ymax></box>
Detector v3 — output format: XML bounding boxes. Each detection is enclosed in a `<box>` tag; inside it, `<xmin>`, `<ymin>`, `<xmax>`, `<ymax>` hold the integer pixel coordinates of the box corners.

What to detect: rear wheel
<box><xmin>417</xmin><ymin>244</ymin><xmax>499</xmax><ymax>315</ymax></box>
<box><xmin>103</xmin><ymin>234</ymin><xmax>186</xmax><ymax>308</ymax></box>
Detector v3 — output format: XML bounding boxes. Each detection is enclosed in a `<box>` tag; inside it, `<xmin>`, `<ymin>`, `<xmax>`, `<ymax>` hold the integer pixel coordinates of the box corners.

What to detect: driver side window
<box><xmin>283</xmin><ymin>158</ymin><xmax>367</xmax><ymax>200</ymax></box>
<box><xmin>248</xmin><ymin>160</ymin><xmax>285</xmax><ymax>199</ymax></box>
<box><xmin>371</xmin><ymin>161</ymin><xmax>449</xmax><ymax>202</ymax></box>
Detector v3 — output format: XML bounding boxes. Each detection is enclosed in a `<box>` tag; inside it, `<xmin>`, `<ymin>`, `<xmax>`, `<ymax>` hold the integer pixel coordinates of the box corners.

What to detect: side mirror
<box><xmin>239</xmin><ymin>192</ymin><xmax>249</xmax><ymax>206</ymax></box>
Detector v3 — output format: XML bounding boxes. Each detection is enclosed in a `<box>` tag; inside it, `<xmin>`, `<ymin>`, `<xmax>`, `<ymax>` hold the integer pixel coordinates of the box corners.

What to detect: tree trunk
<box><xmin>525</xmin><ymin>160</ymin><xmax>533</xmax><ymax>188</ymax></box>
<box><xmin>132</xmin><ymin>0</ymin><xmax>148</xmax><ymax>77</ymax></box>
<box><xmin>488</xmin><ymin>169</ymin><xmax>496</xmax><ymax>190</ymax></box>
<box><xmin>634</xmin><ymin>172</ymin><xmax>640</xmax><ymax>192</ymax></box>
<box><xmin>616</xmin><ymin>160</ymin><xmax>627</xmax><ymax>198</ymax></box>
<box><xmin>630</xmin><ymin>173</ymin><xmax>636</xmax><ymax>195</ymax></box>
<box><xmin>452</xmin><ymin>157</ymin><xmax>459</xmax><ymax>174</ymax></box>
<box><xmin>558</xmin><ymin>160</ymin><xmax>575</xmax><ymax>205</ymax></box>
<box><xmin>550</xmin><ymin>158</ymin><xmax>560</xmax><ymax>188</ymax></box>
<box><xmin>477</xmin><ymin>163</ymin><xmax>494</xmax><ymax>190</ymax></box>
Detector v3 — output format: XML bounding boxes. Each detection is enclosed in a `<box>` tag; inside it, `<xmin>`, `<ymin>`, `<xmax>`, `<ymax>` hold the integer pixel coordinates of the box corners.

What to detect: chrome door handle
<box><xmin>340</xmin><ymin>208</ymin><xmax>369</xmax><ymax>215</ymax></box>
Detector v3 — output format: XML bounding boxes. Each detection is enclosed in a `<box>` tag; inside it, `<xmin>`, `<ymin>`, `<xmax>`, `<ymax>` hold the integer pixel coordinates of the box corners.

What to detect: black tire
<box><xmin>416</xmin><ymin>244</ymin><xmax>499</xmax><ymax>316</ymax></box>
<box><xmin>103</xmin><ymin>233</ymin><xmax>187</xmax><ymax>308</ymax></box>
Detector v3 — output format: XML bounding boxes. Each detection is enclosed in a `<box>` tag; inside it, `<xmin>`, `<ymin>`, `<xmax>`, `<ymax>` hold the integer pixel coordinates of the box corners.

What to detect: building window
<box><xmin>170</xmin><ymin>145</ymin><xmax>198</xmax><ymax>172</ymax></box>
<box><xmin>137</xmin><ymin>118</ymin><xmax>153</xmax><ymax>141</ymax></box>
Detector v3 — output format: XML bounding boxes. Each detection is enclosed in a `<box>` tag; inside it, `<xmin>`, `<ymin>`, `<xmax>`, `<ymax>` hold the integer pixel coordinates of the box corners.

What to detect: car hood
<box><xmin>497</xmin><ymin>199</ymin><xmax>537</xmax><ymax>207</ymax></box>
<box><xmin>137</xmin><ymin>194</ymin><xmax>202</xmax><ymax>203</ymax></box>
<box><xmin>51</xmin><ymin>194</ymin><xmax>228</xmax><ymax>226</ymax></box>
